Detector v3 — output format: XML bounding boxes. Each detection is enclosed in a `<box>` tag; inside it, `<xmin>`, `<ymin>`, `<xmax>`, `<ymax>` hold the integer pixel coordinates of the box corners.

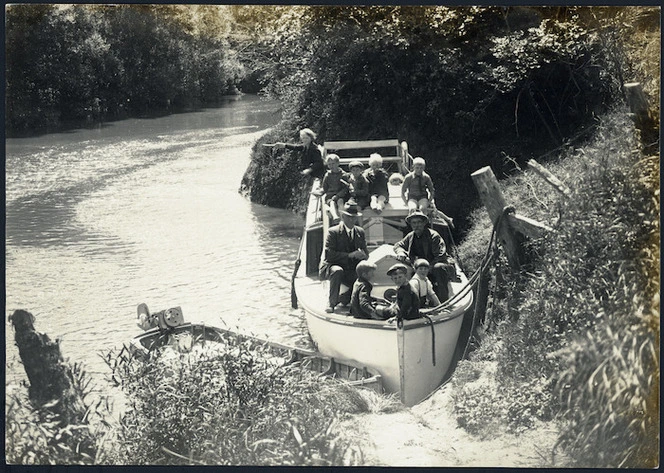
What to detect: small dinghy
<box><xmin>129</xmin><ymin>303</ymin><xmax>383</xmax><ymax>393</ymax></box>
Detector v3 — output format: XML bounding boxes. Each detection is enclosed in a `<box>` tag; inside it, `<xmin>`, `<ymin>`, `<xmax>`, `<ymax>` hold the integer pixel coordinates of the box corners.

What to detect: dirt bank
<box><xmin>341</xmin><ymin>383</ymin><xmax>566</xmax><ymax>467</ymax></box>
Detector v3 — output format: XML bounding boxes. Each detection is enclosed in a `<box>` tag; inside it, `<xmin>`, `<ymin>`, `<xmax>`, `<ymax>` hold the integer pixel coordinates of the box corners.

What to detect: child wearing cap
<box><xmin>350</xmin><ymin>261</ymin><xmax>386</xmax><ymax>319</ymax></box>
<box><xmin>321</xmin><ymin>153</ymin><xmax>349</xmax><ymax>221</ymax></box>
<box><xmin>401</xmin><ymin>157</ymin><xmax>435</xmax><ymax>215</ymax></box>
<box><xmin>364</xmin><ymin>153</ymin><xmax>390</xmax><ymax>213</ymax></box>
<box><xmin>410</xmin><ymin>259</ymin><xmax>441</xmax><ymax>308</ymax></box>
<box><xmin>346</xmin><ymin>160</ymin><xmax>371</xmax><ymax>209</ymax></box>
<box><xmin>380</xmin><ymin>263</ymin><xmax>420</xmax><ymax>320</ymax></box>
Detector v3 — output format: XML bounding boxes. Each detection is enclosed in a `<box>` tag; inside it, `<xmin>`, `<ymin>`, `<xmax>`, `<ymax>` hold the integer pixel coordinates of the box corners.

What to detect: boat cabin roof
<box><xmin>323</xmin><ymin>139</ymin><xmax>411</xmax><ymax>171</ymax></box>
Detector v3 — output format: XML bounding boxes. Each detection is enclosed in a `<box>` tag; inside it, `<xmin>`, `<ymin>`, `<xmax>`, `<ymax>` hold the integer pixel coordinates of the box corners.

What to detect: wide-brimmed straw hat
<box><xmin>405</xmin><ymin>211</ymin><xmax>429</xmax><ymax>225</ymax></box>
<box><xmin>341</xmin><ymin>200</ymin><xmax>362</xmax><ymax>217</ymax></box>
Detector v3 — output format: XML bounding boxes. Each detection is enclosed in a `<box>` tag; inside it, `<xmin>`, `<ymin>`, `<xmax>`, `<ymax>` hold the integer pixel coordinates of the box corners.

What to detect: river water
<box><xmin>5</xmin><ymin>95</ymin><xmax>311</xmax><ymax>390</ymax></box>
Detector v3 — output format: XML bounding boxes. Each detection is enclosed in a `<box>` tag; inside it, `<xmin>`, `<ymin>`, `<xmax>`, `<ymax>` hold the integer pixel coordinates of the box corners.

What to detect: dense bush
<box><xmin>5</xmin><ymin>4</ymin><xmax>244</xmax><ymax>134</ymax></box>
<box><xmin>240</xmin><ymin>6</ymin><xmax>634</xmax><ymax>220</ymax></box>
<box><xmin>106</xmin><ymin>338</ymin><xmax>371</xmax><ymax>465</ymax></box>
<box><xmin>453</xmin><ymin>109</ymin><xmax>659</xmax><ymax>467</ymax></box>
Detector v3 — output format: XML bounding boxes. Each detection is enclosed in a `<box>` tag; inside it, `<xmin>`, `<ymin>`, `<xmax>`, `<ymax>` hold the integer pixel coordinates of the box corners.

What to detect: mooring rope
<box><xmin>422</xmin><ymin>314</ymin><xmax>436</xmax><ymax>366</ymax></box>
<box><xmin>416</xmin><ymin>206</ymin><xmax>513</xmax><ymax>403</ymax></box>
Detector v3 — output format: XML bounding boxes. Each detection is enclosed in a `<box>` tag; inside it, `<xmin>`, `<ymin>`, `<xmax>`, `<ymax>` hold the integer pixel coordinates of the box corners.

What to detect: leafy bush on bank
<box><xmin>106</xmin><ymin>339</ymin><xmax>371</xmax><ymax>465</ymax></box>
<box><xmin>453</xmin><ymin>109</ymin><xmax>659</xmax><ymax>467</ymax></box>
<box><xmin>6</xmin><ymin>4</ymin><xmax>244</xmax><ymax>134</ymax></box>
<box><xmin>240</xmin><ymin>6</ymin><xmax>644</xmax><ymax>219</ymax></box>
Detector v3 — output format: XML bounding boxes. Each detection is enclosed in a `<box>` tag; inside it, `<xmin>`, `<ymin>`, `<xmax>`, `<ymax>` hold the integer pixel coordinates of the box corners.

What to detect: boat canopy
<box><xmin>323</xmin><ymin>139</ymin><xmax>411</xmax><ymax>173</ymax></box>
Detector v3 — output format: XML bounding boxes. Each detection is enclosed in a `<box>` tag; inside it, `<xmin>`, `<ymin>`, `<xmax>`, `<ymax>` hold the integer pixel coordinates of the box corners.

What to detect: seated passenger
<box><xmin>401</xmin><ymin>157</ymin><xmax>435</xmax><ymax>215</ymax></box>
<box><xmin>319</xmin><ymin>201</ymin><xmax>368</xmax><ymax>313</ymax></box>
<box><xmin>395</xmin><ymin>211</ymin><xmax>457</xmax><ymax>302</ymax></box>
<box><xmin>350</xmin><ymin>261</ymin><xmax>386</xmax><ymax>320</ymax></box>
<box><xmin>364</xmin><ymin>153</ymin><xmax>390</xmax><ymax>213</ymax></box>
<box><xmin>410</xmin><ymin>259</ymin><xmax>441</xmax><ymax>308</ymax></box>
<box><xmin>346</xmin><ymin>160</ymin><xmax>370</xmax><ymax>209</ymax></box>
<box><xmin>321</xmin><ymin>153</ymin><xmax>349</xmax><ymax>221</ymax></box>
<box><xmin>379</xmin><ymin>263</ymin><xmax>420</xmax><ymax>320</ymax></box>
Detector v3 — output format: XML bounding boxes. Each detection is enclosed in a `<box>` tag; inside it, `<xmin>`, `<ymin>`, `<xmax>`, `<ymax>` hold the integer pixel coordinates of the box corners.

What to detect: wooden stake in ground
<box><xmin>9</xmin><ymin>309</ymin><xmax>86</xmax><ymax>423</ymax></box>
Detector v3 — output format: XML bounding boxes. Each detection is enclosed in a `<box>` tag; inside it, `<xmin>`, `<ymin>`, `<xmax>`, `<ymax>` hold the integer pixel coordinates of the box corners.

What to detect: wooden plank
<box><xmin>507</xmin><ymin>213</ymin><xmax>552</xmax><ymax>238</ymax></box>
<box><xmin>527</xmin><ymin>159</ymin><xmax>571</xmax><ymax>196</ymax></box>
<box><xmin>471</xmin><ymin>166</ymin><xmax>524</xmax><ymax>270</ymax></box>
<box><xmin>324</xmin><ymin>139</ymin><xmax>399</xmax><ymax>150</ymax></box>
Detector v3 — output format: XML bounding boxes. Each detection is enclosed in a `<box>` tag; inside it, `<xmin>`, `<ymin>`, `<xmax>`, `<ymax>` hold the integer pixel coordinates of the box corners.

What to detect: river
<box><xmin>5</xmin><ymin>95</ymin><xmax>311</xmax><ymax>391</ymax></box>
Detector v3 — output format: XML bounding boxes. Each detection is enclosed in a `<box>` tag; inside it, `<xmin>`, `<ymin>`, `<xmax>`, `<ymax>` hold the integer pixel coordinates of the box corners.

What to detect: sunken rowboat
<box><xmin>128</xmin><ymin>304</ymin><xmax>383</xmax><ymax>393</ymax></box>
<box><xmin>293</xmin><ymin>139</ymin><xmax>474</xmax><ymax>406</ymax></box>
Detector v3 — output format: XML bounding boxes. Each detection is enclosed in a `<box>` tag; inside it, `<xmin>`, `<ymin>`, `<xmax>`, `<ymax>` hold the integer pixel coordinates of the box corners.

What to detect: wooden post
<box><xmin>9</xmin><ymin>309</ymin><xmax>86</xmax><ymax>423</ymax></box>
<box><xmin>623</xmin><ymin>82</ymin><xmax>649</xmax><ymax>121</ymax></box>
<box><xmin>471</xmin><ymin>166</ymin><xmax>524</xmax><ymax>270</ymax></box>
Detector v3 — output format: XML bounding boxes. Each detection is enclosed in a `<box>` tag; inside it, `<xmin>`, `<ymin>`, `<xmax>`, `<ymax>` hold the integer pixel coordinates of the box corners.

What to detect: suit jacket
<box><xmin>319</xmin><ymin>224</ymin><xmax>368</xmax><ymax>278</ymax></box>
<box><xmin>394</xmin><ymin>228</ymin><xmax>447</xmax><ymax>265</ymax></box>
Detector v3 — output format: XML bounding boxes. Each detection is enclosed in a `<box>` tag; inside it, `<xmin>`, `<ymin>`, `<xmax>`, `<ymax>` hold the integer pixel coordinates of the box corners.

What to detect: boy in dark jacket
<box><xmin>350</xmin><ymin>261</ymin><xmax>385</xmax><ymax>319</ymax></box>
<box><xmin>381</xmin><ymin>263</ymin><xmax>420</xmax><ymax>320</ymax></box>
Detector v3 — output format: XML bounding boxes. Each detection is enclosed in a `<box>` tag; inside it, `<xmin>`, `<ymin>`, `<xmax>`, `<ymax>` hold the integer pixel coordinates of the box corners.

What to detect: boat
<box><xmin>293</xmin><ymin>139</ymin><xmax>474</xmax><ymax>406</ymax></box>
<box><xmin>127</xmin><ymin>304</ymin><xmax>383</xmax><ymax>394</ymax></box>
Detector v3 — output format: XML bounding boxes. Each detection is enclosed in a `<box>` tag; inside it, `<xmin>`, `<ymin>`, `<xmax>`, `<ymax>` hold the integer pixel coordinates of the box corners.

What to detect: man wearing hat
<box><xmin>319</xmin><ymin>200</ymin><xmax>369</xmax><ymax>313</ymax></box>
<box><xmin>394</xmin><ymin>211</ymin><xmax>457</xmax><ymax>302</ymax></box>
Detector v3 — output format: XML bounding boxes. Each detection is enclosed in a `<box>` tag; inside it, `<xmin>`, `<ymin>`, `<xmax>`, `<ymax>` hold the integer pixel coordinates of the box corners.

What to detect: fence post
<box><xmin>471</xmin><ymin>166</ymin><xmax>524</xmax><ymax>270</ymax></box>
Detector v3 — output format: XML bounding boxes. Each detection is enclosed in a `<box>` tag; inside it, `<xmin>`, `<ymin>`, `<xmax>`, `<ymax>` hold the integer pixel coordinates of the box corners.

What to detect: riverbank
<box><xmin>342</xmin><ymin>380</ymin><xmax>565</xmax><ymax>467</ymax></box>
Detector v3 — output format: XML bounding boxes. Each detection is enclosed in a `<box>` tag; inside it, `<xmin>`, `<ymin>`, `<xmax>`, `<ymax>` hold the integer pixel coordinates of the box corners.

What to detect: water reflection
<box><xmin>5</xmin><ymin>96</ymin><xmax>319</xmax><ymax>385</ymax></box>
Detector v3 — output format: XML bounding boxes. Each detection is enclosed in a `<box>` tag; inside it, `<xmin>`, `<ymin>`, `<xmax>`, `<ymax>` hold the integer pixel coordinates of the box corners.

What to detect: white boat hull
<box><xmin>294</xmin><ymin>139</ymin><xmax>474</xmax><ymax>406</ymax></box>
<box><xmin>298</xmin><ymin>276</ymin><xmax>471</xmax><ymax>406</ymax></box>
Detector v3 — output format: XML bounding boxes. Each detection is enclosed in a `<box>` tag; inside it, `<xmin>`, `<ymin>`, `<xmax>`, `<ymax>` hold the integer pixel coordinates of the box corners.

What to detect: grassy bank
<box><xmin>452</xmin><ymin>108</ymin><xmax>659</xmax><ymax>467</ymax></box>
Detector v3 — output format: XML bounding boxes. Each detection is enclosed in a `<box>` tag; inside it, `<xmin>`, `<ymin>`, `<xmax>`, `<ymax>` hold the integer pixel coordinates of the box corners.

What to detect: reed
<box><xmin>5</xmin><ymin>361</ymin><xmax>113</xmax><ymax>465</ymax></box>
<box><xmin>105</xmin><ymin>336</ymin><xmax>372</xmax><ymax>465</ymax></box>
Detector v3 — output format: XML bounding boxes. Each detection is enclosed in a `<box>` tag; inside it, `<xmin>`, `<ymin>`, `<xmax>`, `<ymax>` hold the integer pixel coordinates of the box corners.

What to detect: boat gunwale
<box><xmin>299</xmin><ymin>290</ymin><xmax>472</xmax><ymax>331</ymax></box>
<box><xmin>130</xmin><ymin>322</ymin><xmax>384</xmax><ymax>381</ymax></box>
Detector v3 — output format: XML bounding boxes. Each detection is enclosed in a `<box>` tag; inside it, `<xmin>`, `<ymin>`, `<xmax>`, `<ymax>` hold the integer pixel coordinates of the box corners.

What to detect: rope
<box><xmin>422</xmin><ymin>314</ymin><xmax>436</xmax><ymax>366</ymax></box>
<box><xmin>416</xmin><ymin>205</ymin><xmax>514</xmax><ymax>403</ymax></box>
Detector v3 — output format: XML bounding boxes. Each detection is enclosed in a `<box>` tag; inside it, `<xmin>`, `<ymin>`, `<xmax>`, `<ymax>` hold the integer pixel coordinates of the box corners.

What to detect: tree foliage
<box><xmin>6</xmin><ymin>4</ymin><xmax>244</xmax><ymax>134</ymax></box>
<box><xmin>240</xmin><ymin>6</ymin><xmax>653</xmax><ymax>223</ymax></box>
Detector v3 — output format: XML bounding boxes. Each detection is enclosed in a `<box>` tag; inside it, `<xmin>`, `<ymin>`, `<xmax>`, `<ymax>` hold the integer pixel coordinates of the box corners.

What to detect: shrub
<box><xmin>452</xmin><ymin>108</ymin><xmax>659</xmax><ymax>466</ymax></box>
<box><xmin>107</xmin><ymin>337</ymin><xmax>369</xmax><ymax>465</ymax></box>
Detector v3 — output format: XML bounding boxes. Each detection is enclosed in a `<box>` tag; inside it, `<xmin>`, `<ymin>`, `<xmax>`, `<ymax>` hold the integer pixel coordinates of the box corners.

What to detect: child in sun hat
<box><xmin>346</xmin><ymin>160</ymin><xmax>371</xmax><ymax>209</ymax></box>
<box><xmin>401</xmin><ymin>157</ymin><xmax>435</xmax><ymax>215</ymax></box>
<box><xmin>410</xmin><ymin>258</ymin><xmax>441</xmax><ymax>308</ymax></box>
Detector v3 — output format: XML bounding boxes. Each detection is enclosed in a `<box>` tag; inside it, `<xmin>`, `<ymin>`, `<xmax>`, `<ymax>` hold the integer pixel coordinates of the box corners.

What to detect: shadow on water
<box><xmin>6</xmin><ymin>95</ymin><xmax>271</xmax><ymax>139</ymax></box>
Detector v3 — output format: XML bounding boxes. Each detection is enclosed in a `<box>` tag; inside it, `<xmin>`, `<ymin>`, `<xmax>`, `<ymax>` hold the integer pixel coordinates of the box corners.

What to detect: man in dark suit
<box><xmin>319</xmin><ymin>201</ymin><xmax>368</xmax><ymax>313</ymax></box>
<box><xmin>394</xmin><ymin>211</ymin><xmax>457</xmax><ymax>302</ymax></box>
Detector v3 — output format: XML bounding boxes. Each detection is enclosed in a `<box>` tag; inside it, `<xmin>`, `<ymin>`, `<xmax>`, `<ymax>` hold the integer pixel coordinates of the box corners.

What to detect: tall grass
<box><xmin>105</xmin><ymin>337</ymin><xmax>372</xmax><ymax>465</ymax></box>
<box><xmin>5</xmin><ymin>361</ymin><xmax>113</xmax><ymax>465</ymax></box>
<box><xmin>453</xmin><ymin>109</ymin><xmax>659</xmax><ymax>467</ymax></box>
